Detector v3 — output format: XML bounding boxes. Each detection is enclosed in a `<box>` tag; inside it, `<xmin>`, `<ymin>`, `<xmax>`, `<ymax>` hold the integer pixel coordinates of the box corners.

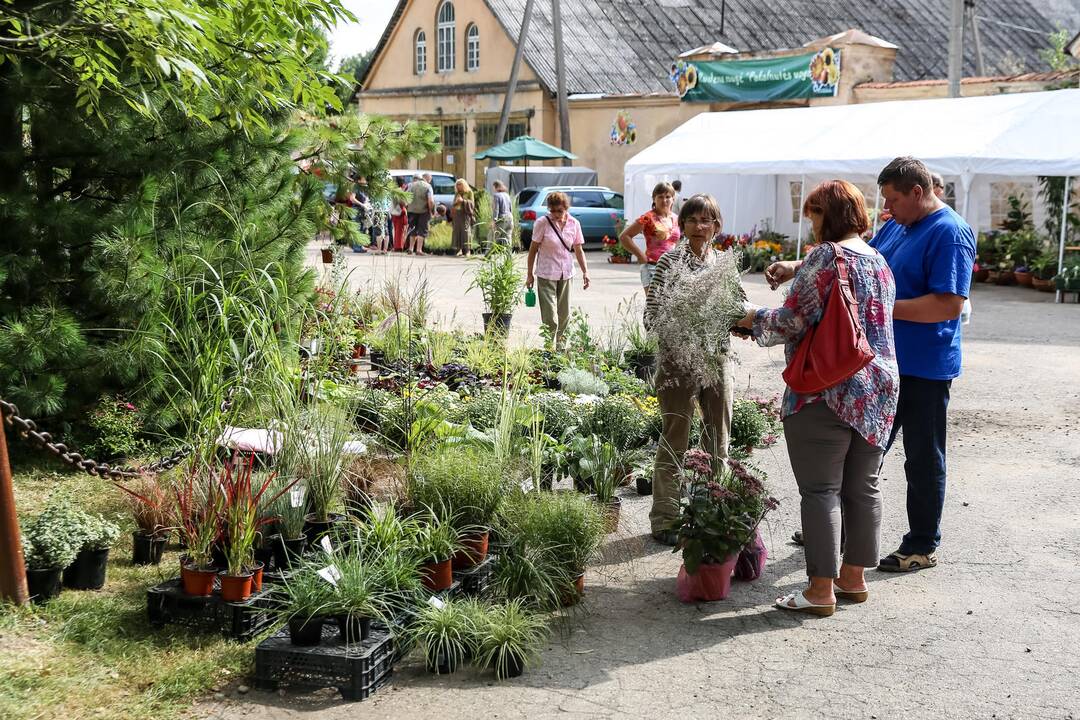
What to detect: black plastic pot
<box><xmin>494</xmin><ymin>650</ymin><xmax>525</xmax><ymax>679</ymax></box>
<box><xmin>272</xmin><ymin>534</ymin><xmax>306</xmax><ymax>570</ymax></box>
<box><xmin>635</xmin><ymin>475</ymin><xmax>653</xmax><ymax>496</ymax></box>
<box><xmin>369</xmin><ymin>349</ymin><xmax>385</xmax><ymax>367</ymax></box>
<box><xmin>426</xmin><ymin>648</ymin><xmax>462</xmax><ymax>675</ymax></box>
<box><xmin>288</xmin><ymin>616</ymin><xmax>325</xmax><ymax>646</ymax></box>
<box><xmin>63</xmin><ymin>547</ymin><xmax>110</xmax><ymax>590</ymax></box>
<box><xmin>26</xmin><ymin>567</ymin><xmax>63</xmax><ymax>603</ymax></box>
<box><xmin>132</xmin><ymin>531</ymin><xmax>167</xmax><ymax>566</ymax></box>
<box><xmin>482</xmin><ymin>312</ymin><xmax>513</xmax><ymax>335</ymax></box>
<box><xmin>336</xmin><ymin>614</ymin><xmax>372</xmax><ymax>644</ymax></box>
<box><xmin>253</xmin><ymin>543</ymin><xmax>274</xmax><ymax>573</ymax></box>
<box><xmin>303</xmin><ymin>513</ymin><xmax>345</xmax><ymax>544</ymax></box>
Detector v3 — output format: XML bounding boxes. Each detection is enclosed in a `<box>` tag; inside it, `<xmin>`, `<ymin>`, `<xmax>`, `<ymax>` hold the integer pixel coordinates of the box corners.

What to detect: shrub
<box><xmin>87</xmin><ymin>395</ymin><xmax>146</xmax><ymax>460</ymax></box>
<box><xmin>529</xmin><ymin>391</ymin><xmax>580</xmax><ymax>436</ymax></box>
<box><xmin>557</xmin><ymin>367</ymin><xmax>609</xmax><ymax>397</ymax></box>
<box><xmin>409</xmin><ymin>446</ymin><xmax>507</xmax><ymax>531</ymax></box>
<box><xmin>582</xmin><ymin>394</ymin><xmax>646</xmax><ymax>450</ymax></box>
<box><xmin>730</xmin><ymin>396</ymin><xmax>783</xmax><ymax>453</ymax></box>
<box><xmin>462</xmin><ymin>387</ymin><xmax>503</xmax><ymax>430</ymax></box>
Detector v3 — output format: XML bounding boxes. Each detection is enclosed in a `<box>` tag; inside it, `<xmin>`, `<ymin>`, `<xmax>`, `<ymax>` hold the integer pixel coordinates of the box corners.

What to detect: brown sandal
<box><xmin>878</xmin><ymin>550</ymin><xmax>938</xmax><ymax>573</ymax></box>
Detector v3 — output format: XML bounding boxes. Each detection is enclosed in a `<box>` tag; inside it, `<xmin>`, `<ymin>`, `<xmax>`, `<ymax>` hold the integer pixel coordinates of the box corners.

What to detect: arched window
<box><xmin>465</xmin><ymin>23</ymin><xmax>479</xmax><ymax>72</ymax></box>
<box><xmin>436</xmin><ymin>1</ymin><xmax>455</xmax><ymax>73</ymax></box>
<box><xmin>414</xmin><ymin>30</ymin><xmax>427</xmax><ymax>75</ymax></box>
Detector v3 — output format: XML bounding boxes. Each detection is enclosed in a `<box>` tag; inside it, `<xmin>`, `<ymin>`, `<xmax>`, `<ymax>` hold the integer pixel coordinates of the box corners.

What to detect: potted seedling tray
<box><xmin>453</xmin><ymin>555</ymin><xmax>495</xmax><ymax>597</ymax></box>
<box><xmin>146</xmin><ymin>577</ymin><xmax>277</xmax><ymax>641</ymax></box>
<box><xmin>254</xmin><ymin>623</ymin><xmax>395</xmax><ymax>701</ymax></box>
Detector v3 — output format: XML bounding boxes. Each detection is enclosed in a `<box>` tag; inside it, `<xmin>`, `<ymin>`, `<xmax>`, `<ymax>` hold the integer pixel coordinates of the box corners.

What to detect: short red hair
<box><xmin>802</xmin><ymin>180</ymin><xmax>870</xmax><ymax>244</ymax></box>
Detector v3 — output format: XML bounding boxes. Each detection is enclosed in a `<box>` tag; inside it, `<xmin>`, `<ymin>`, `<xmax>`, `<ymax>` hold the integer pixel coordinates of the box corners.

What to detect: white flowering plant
<box><xmin>649</xmin><ymin>248</ymin><xmax>746</xmax><ymax>388</ymax></box>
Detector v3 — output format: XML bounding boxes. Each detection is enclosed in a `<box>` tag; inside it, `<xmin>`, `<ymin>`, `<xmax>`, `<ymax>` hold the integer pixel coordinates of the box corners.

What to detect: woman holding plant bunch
<box><xmin>644</xmin><ymin>194</ymin><xmax>742</xmax><ymax>546</ymax></box>
<box><xmin>734</xmin><ymin>180</ymin><xmax>898</xmax><ymax>617</ymax></box>
<box><xmin>619</xmin><ymin>181</ymin><xmax>680</xmax><ymax>293</ymax></box>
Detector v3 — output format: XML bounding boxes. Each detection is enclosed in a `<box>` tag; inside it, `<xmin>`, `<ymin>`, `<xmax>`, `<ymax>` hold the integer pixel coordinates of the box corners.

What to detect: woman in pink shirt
<box><xmin>525</xmin><ymin>191</ymin><xmax>591</xmax><ymax>350</ymax></box>
<box><xmin>619</xmin><ymin>182</ymin><xmax>681</xmax><ymax>293</ymax></box>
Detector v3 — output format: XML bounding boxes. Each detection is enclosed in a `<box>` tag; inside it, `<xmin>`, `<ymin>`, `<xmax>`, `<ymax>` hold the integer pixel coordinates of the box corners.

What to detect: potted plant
<box><xmin>975</xmin><ymin>232</ymin><xmax>998</xmax><ymax>282</ymax></box>
<box><xmin>566</xmin><ymin>435</ymin><xmax>623</xmax><ymax>532</ymax></box>
<box><xmin>624</xmin><ymin>321</ymin><xmax>658</xmax><ymax>381</ymax></box>
<box><xmin>671</xmin><ymin>450</ymin><xmax>779</xmax><ymax>602</ymax></box>
<box><xmin>268</xmin><ymin>476</ymin><xmax>308</xmax><ymax>571</ymax></box>
<box><xmin>408</xmin><ymin>446</ymin><xmax>505</xmax><ymax>568</ymax></box>
<box><xmin>1054</xmin><ymin>261</ymin><xmax>1080</xmax><ymax>291</ymax></box>
<box><xmin>473</xmin><ymin>188</ymin><xmax>492</xmax><ymax>250</ymax></box>
<box><xmin>63</xmin><ymin>512</ymin><xmax>120</xmax><ymax>591</ymax></box>
<box><xmin>175</xmin><ymin>465</ymin><xmax>224</xmax><ymax>597</ymax></box>
<box><xmin>412</xmin><ymin>509</ymin><xmax>463</xmax><ymax>592</ymax></box>
<box><xmin>116</xmin><ymin>473</ymin><xmax>172</xmax><ymax>565</ymax></box>
<box><xmin>475</xmin><ymin>599</ymin><xmax>547</xmax><ymax>680</ymax></box>
<box><xmin>298</xmin><ymin>401</ymin><xmax>353</xmax><ymax>541</ymax></box>
<box><xmin>219</xmin><ymin>456</ymin><xmax>295</xmax><ymax>602</ymax></box>
<box><xmin>409</xmin><ymin>598</ymin><xmax>476</xmax><ymax>675</ymax></box>
<box><xmin>602</xmin><ymin>234</ymin><xmax>633</xmax><ymax>263</ymax></box>
<box><xmin>20</xmin><ymin>506</ymin><xmax>81</xmax><ymax>603</ymax></box>
<box><xmin>330</xmin><ymin>549</ymin><xmax>385</xmax><ymax>644</ymax></box>
<box><xmin>1030</xmin><ymin>252</ymin><xmax>1059</xmax><ymax>292</ymax></box>
<box><xmin>467</xmin><ymin>245</ymin><xmax>524</xmax><ymax>334</ymax></box>
<box><xmin>278</xmin><ymin>566</ymin><xmax>337</xmax><ymax>646</ymax></box>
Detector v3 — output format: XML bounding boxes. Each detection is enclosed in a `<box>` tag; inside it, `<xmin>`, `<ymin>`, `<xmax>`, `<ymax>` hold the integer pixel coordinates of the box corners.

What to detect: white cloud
<box><xmin>329</xmin><ymin>0</ymin><xmax>399</xmax><ymax>67</ymax></box>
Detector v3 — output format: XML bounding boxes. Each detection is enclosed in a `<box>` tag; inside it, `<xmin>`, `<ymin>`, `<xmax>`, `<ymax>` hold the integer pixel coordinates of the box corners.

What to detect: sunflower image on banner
<box><xmin>610</xmin><ymin>110</ymin><xmax>637</xmax><ymax>146</ymax></box>
<box><xmin>808</xmin><ymin>47</ymin><xmax>840</xmax><ymax>95</ymax></box>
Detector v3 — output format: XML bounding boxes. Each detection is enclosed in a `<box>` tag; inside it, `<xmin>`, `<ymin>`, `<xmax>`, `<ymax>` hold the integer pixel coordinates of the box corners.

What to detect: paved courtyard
<box><xmin>201</xmin><ymin>244</ymin><xmax>1080</xmax><ymax>720</ymax></box>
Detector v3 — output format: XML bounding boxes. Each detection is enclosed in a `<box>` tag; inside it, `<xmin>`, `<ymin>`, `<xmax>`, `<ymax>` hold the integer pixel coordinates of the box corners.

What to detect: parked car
<box><xmin>517</xmin><ymin>186</ymin><xmax>624</xmax><ymax>246</ymax></box>
<box><xmin>389</xmin><ymin>170</ymin><xmax>457</xmax><ymax>211</ymax></box>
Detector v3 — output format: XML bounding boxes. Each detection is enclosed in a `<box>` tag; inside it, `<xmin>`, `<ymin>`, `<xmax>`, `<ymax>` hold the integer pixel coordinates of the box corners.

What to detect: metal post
<box><xmin>872</xmin><ymin>183</ymin><xmax>882</xmax><ymax>235</ymax></box>
<box><xmin>1056</xmin><ymin>175</ymin><xmax>1071</xmax><ymax>304</ymax></box>
<box><xmin>552</xmin><ymin>0</ymin><xmax>572</xmax><ymax>165</ymax></box>
<box><xmin>796</xmin><ymin>174</ymin><xmax>807</xmax><ymax>260</ymax></box>
<box><xmin>967</xmin><ymin>1</ymin><xmax>985</xmax><ymax>76</ymax></box>
<box><xmin>491</xmin><ymin>0</ymin><xmax>537</xmax><ymax>168</ymax></box>
<box><xmin>947</xmin><ymin>0</ymin><xmax>965</xmax><ymax>98</ymax></box>
<box><xmin>731</xmin><ymin>174</ymin><xmax>739</xmax><ymax>238</ymax></box>
<box><xmin>0</xmin><ymin>412</ymin><xmax>28</xmax><ymax>605</ymax></box>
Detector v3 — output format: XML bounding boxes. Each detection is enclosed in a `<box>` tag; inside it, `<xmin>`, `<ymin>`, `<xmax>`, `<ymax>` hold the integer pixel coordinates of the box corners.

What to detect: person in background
<box><xmin>930</xmin><ymin>172</ymin><xmax>972</xmax><ymax>325</ymax></box>
<box><xmin>738</xmin><ymin>181</ymin><xmax>898</xmax><ymax>616</ymax></box>
<box><xmin>450</xmin><ymin>179</ymin><xmax>476</xmax><ymax>257</ymax></box>
<box><xmin>525</xmin><ymin>191</ymin><xmax>591</xmax><ymax>350</ymax></box>
<box><xmin>406</xmin><ymin>172</ymin><xmax>434</xmax><ymax>255</ymax></box>
<box><xmin>644</xmin><ymin>194</ymin><xmax>737</xmax><ymax>546</ymax></box>
<box><xmin>391</xmin><ymin>176</ymin><xmax>409</xmax><ymax>251</ymax></box>
<box><xmin>619</xmin><ymin>182</ymin><xmax>681</xmax><ymax>295</ymax></box>
<box><xmin>492</xmin><ymin>180</ymin><xmax>514</xmax><ymax>248</ymax></box>
<box><xmin>671</xmin><ymin>179</ymin><xmax>684</xmax><ymax>214</ymax></box>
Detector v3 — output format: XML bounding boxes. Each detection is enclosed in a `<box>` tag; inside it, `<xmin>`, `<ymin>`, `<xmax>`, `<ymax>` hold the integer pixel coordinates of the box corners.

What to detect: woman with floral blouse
<box><xmin>735</xmin><ymin>180</ymin><xmax>899</xmax><ymax>617</ymax></box>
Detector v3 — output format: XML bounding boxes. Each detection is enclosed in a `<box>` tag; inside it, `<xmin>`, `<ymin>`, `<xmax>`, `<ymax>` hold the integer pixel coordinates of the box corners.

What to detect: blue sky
<box><xmin>329</xmin><ymin>0</ymin><xmax>399</xmax><ymax>67</ymax></box>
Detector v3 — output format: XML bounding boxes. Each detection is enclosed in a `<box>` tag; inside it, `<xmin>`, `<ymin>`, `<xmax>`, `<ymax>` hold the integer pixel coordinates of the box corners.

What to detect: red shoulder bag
<box><xmin>781</xmin><ymin>243</ymin><xmax>875</xmax><ymax>394</ymax></box>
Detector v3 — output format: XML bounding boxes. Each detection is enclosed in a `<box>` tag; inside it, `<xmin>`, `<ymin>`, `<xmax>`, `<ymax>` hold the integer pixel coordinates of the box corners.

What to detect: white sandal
<box><xmin>774</xmin><ymin>591</ymin><xmax>835</xmax><ymax>617</ymax></box>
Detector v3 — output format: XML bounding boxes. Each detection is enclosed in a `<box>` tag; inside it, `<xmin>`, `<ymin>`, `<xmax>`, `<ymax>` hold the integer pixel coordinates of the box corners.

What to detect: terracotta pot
<box><xmin>561</xmin><ymin>572</ymin><xmax>586</xmax><ymax>607</ymax></box>
<box><xmin>1033</xmin><ymin>277</ymin><xmax>1055</xmax><ymax>292</ymax></box>
<box><xmin>219</xmin><ymin>572</ymin><xmax>253</xmax><ymax>602</ymax></box>
<box><xmin>452</xmin><ymin>530</ymin><xmax>489</xmax><ymax>569</ymax></box>
<box><xmin>180</xmin><ymin>564</ymin><xmax>218</xmax><ymax>597</ymax></box>
<box><xmin>973</xmin><ymin>268</ymin><xmax>990</xmax><ymax>283</ymax></box>
<box><xmin>1013</xmin><ymin>270</ymin><xmax>1033</xmax><ymax>287</ymax></box>
<box><xmin>607</xmin><ymin>256</ymin><xmax>629</xmax><ymax>264</ymax></box>
<box><xmin>251</xmin><ymin>562</ymin><xmax>264</xmax><ymax>592</ymax></box>
<box><xmin>421</xmin><ymin>558</ymin><xmax>453</xmax><ymax>591</ymax></box>
<box><xmin>993</xmin><ymin>270</ymin><xmax>1015</xmax><ymax>286</ymax></box>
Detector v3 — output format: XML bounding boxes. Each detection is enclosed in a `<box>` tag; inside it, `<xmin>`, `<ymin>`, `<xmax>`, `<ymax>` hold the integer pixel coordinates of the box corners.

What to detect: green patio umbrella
<box><xmin>474</xmin><ymin>135</ymin><xmax>577</xmax><ymax>186</ymax></box>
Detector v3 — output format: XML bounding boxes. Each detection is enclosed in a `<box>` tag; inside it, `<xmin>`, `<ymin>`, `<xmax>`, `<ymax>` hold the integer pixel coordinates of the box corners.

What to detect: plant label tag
<box><xmin>427</xmin><ymin>595</ymin><xmax>446</xmax><ymax>610</ymax></box>
<box><xmin>521</xmin><ymin>476</ymin><xmax>535</xmax><ymax>492</ymax></box>
<box><xmin>319</xmin><ymin>535</ymin><xmax>334</xmax><ymax>554</ymax></box>
<box><xmin>289</xmin><ymin>487</ymin><xmax>305</xmax><ymax>508</ymax></box>
<box><xmin>317</xmin><ymin>565</ymin><xmax>341</xmax><ymax>586</ymax></box>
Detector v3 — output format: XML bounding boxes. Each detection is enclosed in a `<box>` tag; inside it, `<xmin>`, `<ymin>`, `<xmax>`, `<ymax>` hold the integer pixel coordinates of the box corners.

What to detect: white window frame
<box><xmin>436</xmin><ymin>2</ymin><xmax>455</xmax><ymax>73</ymax></box>
<box><xmin>414</xmin><ymin>30</ymin><xmax>427</xmax><ymax>75</ymax></box>
<box><xmin>465</xmin><ymin>23</ymin><xmax>479</xmax><ymax>72</ymax></box>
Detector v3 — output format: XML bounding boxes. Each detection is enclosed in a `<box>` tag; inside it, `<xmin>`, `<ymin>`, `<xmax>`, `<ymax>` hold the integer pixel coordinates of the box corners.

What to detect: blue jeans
<box><xmin>885</xmin><ymin>375</ymin><xmax>951</xmax><ymax>555</ymax></box>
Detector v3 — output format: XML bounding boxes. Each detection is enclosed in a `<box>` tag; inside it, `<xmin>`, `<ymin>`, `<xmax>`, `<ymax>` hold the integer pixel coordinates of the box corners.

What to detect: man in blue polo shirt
<box><xmin>871</xmin><ymin>157</ymin><xmax>975</xmax><ymax>572</ymax></box>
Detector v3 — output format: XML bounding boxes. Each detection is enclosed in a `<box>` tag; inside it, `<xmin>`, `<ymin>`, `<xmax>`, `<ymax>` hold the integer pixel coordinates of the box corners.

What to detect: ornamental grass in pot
<box><xmin>115</xmin><ymin>473</ymin><xmax>172</xmax><ymax>565</ymax></box>
<box><xmin>268</xmin><ymin>476</ymin><xmax>308</xmax><ymax>571</ymax></box>
<box><xmin>296</xmin><ymin>401</ymin><xmax>353</xmax><ymax>540</ymax></box>
<box><xmin>409</xmin><ymin>598</ymin><xmax>476</xmax><ymax>675</ymax></box>
<box><xmin>475</xmin><ymin>599</ymin><xmax>548</xmax><ymax>680</ymax></box>
<box><xmin>411</xmin><ymin>508</ymin><xmax>464</xmax><ymax>592</ymax></box>
<box><xmin>468</xmin><ymin>245</ymin><xmax>523</xmax><ymax>335</ymax></box>
<box><xmin>408</xmin><ymin>447</ymin><xmax>505</xmax><ymax>568</ymax></box>
<box><xmin>278</xmin><ymin>565</ymin><xmax>337</xmax><ymax>646</ymax></box>
<box><xmin>175</xmin><ymin>465</ymin><xmax>224</xmax><ymax>597</ymax></box>
<box><xmin>328</xmin><ymin>548</ymin><xmax>387</xmax><ymax>644</ymax></box>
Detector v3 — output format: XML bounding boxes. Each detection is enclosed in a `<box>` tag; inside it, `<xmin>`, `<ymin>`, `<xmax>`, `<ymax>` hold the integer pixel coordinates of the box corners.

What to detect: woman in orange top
<box><xmin>619</xmin><ymin>182</ymin><xmax>681</xmax><ymax>293</ymax></box>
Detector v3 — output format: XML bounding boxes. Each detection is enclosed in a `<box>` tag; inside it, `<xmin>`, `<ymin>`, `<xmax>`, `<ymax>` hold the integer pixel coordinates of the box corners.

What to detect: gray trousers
<box><xmin>783</xmin><ymin>401</ymin><xmax>883</xmax><ymax>578</ymax></box>
<box><xmin>536</xmin><ymin>277</ymin><xmax>570</xmax><ymax>350</ymax></box>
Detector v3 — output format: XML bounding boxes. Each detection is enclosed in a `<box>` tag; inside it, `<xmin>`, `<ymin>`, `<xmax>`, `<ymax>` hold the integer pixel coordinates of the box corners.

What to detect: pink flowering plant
<box><xmin>87</xmin><ymin>394</ymin><xmax>147</xmax><ymax>460</ymax></box>
<box><xmin>671</xmin><ymin>449</ymin><xmax>779</xmax><ymax>573</ymax></box>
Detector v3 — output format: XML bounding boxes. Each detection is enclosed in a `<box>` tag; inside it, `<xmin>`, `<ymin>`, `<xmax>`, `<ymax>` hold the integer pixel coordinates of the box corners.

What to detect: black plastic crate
<box><xmin>146</xmin><ymin>578</ymin><xmax>277</xmax><ymax>641</ymax></box>
<box><xmin>253</xmin><ymin>623</ymin><xmax>395</xmax><ymax>701</ymax></box>
<box><xmin>453</xmin><ymin>555</ymin><xmax>495</xmax><ymax>597</ymax></box>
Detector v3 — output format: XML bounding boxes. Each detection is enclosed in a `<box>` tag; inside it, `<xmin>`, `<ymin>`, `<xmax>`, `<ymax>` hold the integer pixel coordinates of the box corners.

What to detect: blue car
<box><xmin>518</xmin><ymin>186</ymin><xmax>624</xmax><ymax>246</ymax></box>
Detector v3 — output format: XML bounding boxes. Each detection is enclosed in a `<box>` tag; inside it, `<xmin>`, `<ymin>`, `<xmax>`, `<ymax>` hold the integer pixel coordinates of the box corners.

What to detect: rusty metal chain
<box><xmin>0</xmin><ymin>362</ymin><xmax>252</xmax><ymax>480</ymax></box>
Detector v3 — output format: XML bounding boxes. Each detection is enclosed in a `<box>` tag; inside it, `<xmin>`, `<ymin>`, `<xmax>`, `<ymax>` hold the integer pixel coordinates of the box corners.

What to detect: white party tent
<box><xmin>624</xmin><ymin>89</ymin><xmax>1080</xmax><ymax>278</ymax></box>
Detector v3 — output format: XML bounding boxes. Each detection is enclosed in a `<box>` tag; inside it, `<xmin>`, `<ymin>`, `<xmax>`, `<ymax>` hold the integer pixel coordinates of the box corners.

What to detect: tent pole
<box><xmin>732</xmin><ymin>175</ymin><xmax>739</xmax><ymax>238</ymax></box>
<box><xmin>872</xmin><ymin>184</ymin><xmax>881</xmax><ymax>235</ymax></box>
<box><xmin>796</xmin><ymin>174</ymin><xmax>807</xmax><ymax>261</ymax></box>
<box><xmin>1057</xmin><ymin>175</ymin><xmax>1071</xmax><ymax>304</ymax></box>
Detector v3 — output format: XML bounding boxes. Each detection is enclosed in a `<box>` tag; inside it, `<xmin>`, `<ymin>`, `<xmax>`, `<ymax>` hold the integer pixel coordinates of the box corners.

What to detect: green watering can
<box><xmin>525</xmin><ymin>287</ymin><xmax>536</xmax><ymax>307</ymax></box>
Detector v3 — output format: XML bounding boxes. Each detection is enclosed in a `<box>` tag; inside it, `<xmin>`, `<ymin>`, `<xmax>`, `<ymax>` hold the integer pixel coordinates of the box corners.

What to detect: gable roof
<box><xmin>483</xmin><ymin>0</ymin><xmax>1069</xmax><ymax>95</ymax></box>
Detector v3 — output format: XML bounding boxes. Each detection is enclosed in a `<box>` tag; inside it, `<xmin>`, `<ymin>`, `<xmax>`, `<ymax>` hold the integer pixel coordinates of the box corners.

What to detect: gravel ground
<box><xmin>198</xmin><ymin>247</ymin><xmax>1080</xmax><ymax>720</ymax></box>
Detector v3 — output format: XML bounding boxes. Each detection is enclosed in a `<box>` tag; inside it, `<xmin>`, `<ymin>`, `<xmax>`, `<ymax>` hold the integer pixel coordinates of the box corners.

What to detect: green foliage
<box><xmin>463</xmin><ymin>387</ymin><xmax>504</xmax><ymax>430</ymax></box>
<box><xmin>86</xmin><ymin>396</ymin><xmax>147</xmax><ymax>460</ymax></box>
<box><xmin>408</xmin><ymin>446</ymin><xmax>506</xmax><ymax>531</ymax></box>
<box><xmin>474</xmin><ymin>600</ymin><xmax>548</xmax><ymax>680</ymax></box>
<box><xmin>582</xmin><ymin>394</ymin><xmax>647</xmax><ymax>450</ymax></box>
<box><xmin>409</xmin><ymin>599</ymin><xmax>476</xmax><ymax>674</ymax></box>
<box><xmin>557</xmin><ymin>368</ymin><xmax>609</xmax><ymax>396</ymax></box>
<box><xmin>1040</xmin><ymin>26</ymin><xmax>1078</xmax><ymax>72</ymax></box>
<box><xmin>426</xmin><ymin>222</ymin><xmax>454</xmax><ymax>252</ymax></box>
<box><xmin>467</xmin><ymin>245</ymin><xmax>523</xmax><ymax>316</ymax></box>
<box><xmin>529</xmin><ymin>391</ymin><xmax>580</xmax><ymax>437</ymax></box>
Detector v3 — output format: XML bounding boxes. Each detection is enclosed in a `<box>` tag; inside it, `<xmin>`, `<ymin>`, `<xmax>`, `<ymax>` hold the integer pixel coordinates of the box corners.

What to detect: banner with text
<box><xmin>671</xmin><ymin>48</ymin><xmax>841</xmax><ymax>103</ymax></box>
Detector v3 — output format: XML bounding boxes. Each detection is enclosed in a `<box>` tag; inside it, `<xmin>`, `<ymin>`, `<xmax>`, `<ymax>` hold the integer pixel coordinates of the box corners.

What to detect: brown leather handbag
<box><xmin>782</xmin><ymin>243</ymin><xmax>875</xmax><ymax>394</ymax></box>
